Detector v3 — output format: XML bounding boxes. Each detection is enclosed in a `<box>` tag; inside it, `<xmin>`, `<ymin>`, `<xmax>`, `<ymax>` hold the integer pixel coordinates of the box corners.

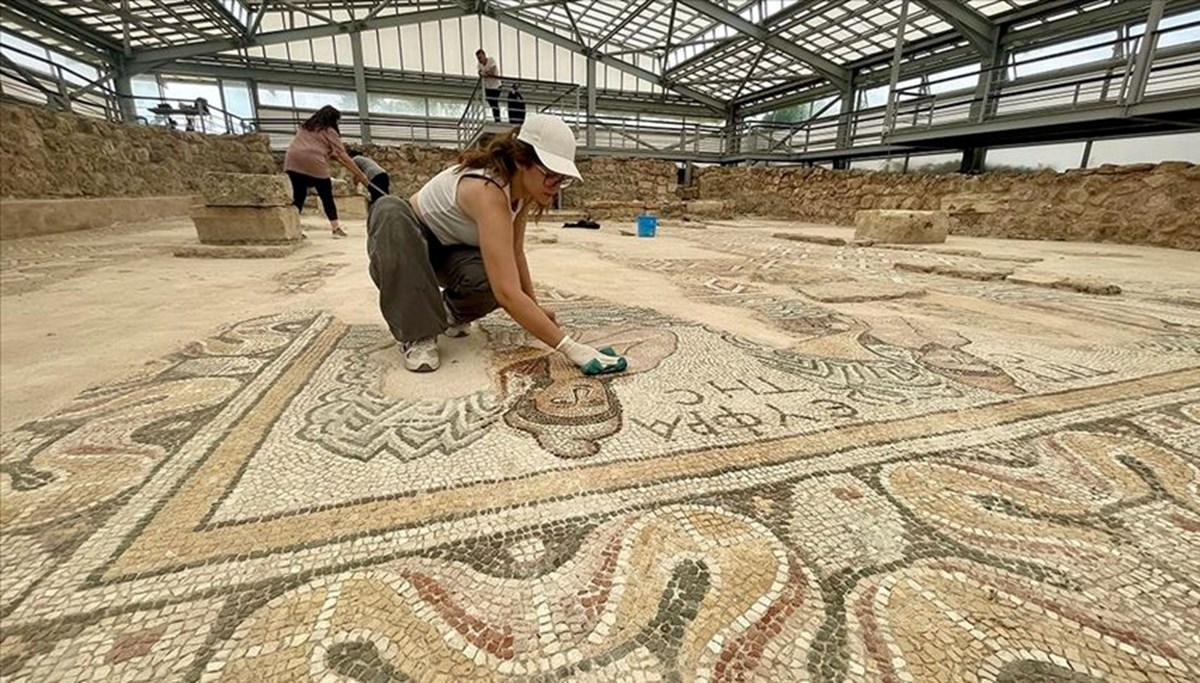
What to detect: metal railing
<box><xmin>2</xmin><ymin>17</ymin><xmax>1197</xmax><ymax>163</ymax></box>
<box><xmin>886</xmin><ymin>18</ymin><xmax>1200</xmax><ymax>135</ymax></box>
<box><xmin>456</xmin><ymin>77</ymin><xmax>582</xmax><ymax>147</ymax></box>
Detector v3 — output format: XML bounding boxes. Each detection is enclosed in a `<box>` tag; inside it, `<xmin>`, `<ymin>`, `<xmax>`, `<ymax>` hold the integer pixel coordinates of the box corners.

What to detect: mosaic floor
<box><xmin>2</xmin><ymin>219</ymin><xmax>1199</xmax><ymax>682</ymax></box>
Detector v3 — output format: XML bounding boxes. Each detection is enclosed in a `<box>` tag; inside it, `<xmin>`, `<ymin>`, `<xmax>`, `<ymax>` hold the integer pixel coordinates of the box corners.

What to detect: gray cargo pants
<box><xmin>366</xmin><ymin>196</ymin><xmax>498</xmax><ymax>342</ymax></box>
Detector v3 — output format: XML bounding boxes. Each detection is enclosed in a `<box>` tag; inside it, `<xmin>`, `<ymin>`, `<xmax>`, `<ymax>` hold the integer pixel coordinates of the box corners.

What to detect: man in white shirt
<box><xmin>475</xmin><ymin>48</ymin><xmax>502</xmax><ymax>122</ymax></box>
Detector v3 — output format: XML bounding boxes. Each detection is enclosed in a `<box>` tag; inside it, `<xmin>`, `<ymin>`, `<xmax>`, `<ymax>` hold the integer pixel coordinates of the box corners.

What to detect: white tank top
<box><xmin>415</xmin><ymin>165</ymin><xmax>523</xmax><ymax>247</ymax></box>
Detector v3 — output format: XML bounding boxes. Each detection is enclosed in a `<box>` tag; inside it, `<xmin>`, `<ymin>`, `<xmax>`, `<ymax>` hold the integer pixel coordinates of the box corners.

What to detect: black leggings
<box><xmin>286</xmin><ymin>170</ymin><xmax>337</xmax><ymax>221</ymax></box>
<box><xmin>367</xmin><ymin>173</ymin><xmax>390</xmax><ymax>205</ymax></box>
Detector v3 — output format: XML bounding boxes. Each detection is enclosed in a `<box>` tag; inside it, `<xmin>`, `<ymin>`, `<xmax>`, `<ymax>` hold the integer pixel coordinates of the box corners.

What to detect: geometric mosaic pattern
<box><xmin>2</xmin><ymin>226</ymin><xmax>1199</xmax><ymax>682</ymax></box>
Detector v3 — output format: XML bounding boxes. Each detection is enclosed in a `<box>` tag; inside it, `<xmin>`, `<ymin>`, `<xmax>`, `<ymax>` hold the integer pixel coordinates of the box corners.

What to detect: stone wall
<box><xmin>563</xmin><ymin>157</ymin><xmax>678</xmax><ymax>209</ymax></box>
<box><xmin>696</xmin><ymin>162</ymin><xmax>1200</xmax><ymax>251</ymax></box>
<box><xmin>315</xmin><ymin>148</ymin><xmax>680</xmax><ymax>219</ymax></box>
<box><xmin>0</xmin><ymin>102</ymin><xmax>275</xmax><ymax>199</ymax></box>
<box><xmin>324</xmin><ymin>150</ymin><xmax>678</xmax><ymax>212</ymax></box>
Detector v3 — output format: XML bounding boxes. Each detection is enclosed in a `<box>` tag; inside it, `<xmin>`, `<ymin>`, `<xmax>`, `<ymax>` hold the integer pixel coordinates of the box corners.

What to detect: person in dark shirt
<box><xmin>506</xmin><ymin>83</ymin><xmax>526</xmax><ymax>124</ymax></box>
<box><xmin>348</xmin><ymin>149</ymin><xmax>390</xmax><ymax>206</ymax></box>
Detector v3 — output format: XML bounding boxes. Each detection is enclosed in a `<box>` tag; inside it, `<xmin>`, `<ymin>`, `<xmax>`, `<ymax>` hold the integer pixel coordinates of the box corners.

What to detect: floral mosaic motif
<box><xmin>4</xmin><ymin>225</ymin><xmax>1200</xmax><ymax>682</ymax></box>
<box><xmin>206</xmin><ymin>505</ymin><xmax>822</xmax><ymax>682</ymax></box>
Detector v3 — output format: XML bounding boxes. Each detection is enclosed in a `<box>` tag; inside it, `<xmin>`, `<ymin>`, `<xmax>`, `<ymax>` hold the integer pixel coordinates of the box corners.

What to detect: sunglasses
<box><xmin>536</xmin><ymin>163</ymin><xmax>574</xmax><ymax>189</ymax></box>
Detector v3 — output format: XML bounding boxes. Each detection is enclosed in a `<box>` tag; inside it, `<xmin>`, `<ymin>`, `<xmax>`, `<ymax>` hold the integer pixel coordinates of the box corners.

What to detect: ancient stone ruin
<box><xmin>181</xmin><ymin>172</ymin><xmax>301</xmax><ymax>256</ymax></box>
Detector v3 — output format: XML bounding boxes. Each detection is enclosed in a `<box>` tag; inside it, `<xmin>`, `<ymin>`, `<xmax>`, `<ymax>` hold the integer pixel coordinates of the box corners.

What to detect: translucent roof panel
<box><xmin>27</xmin><ymin>0</ymin><xmax>248</xmax><ymax>52</ymax></box>
<box><xmin>969</xmin><ymin>0</ymin><xmax>1046</xmax><ymax>17</ymax></box>
<box><xmin>3</xmin><ymin>0</ymin><xmax>1184</xmax><ymax>111</ymax></box>
<box><xmin>488</xmin><ymin>0</ymin><xmax>723</xmax><ymax>56</ymax></box>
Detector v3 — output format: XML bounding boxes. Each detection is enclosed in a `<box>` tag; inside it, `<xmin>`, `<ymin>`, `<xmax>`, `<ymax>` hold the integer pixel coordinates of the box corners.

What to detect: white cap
<box><xmin>516</xmin><ymin>113</ymin><xmax>582</xmax><ymax>181</ymax></box>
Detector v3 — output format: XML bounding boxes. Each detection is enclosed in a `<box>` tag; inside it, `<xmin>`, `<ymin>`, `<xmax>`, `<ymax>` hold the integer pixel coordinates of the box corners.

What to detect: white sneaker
<box><xmin>443</xmin><ymin>303</ymin><xmax>470</xmax><ymax>338</ymax></box>
<box><xmin>401</xmin><ymin>337</ymin><xmax>439</xmax><ymax>372</ymax></box>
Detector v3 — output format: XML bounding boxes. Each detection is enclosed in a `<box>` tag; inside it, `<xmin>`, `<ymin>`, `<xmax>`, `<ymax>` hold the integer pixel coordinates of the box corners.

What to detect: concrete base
<box><xmin>0</xmin><ymin>195</ymin><xmax>196</xmax><ymax>240</ymax></box>
<box><xmin>854</xmin><ymin>210</ymin><xmax>950</xmax><ymax>244</ymax></box>
<box><xmin>189</xmin><ymin>205</ymin><xmax>302</xmax><ymax>245</ymax></box>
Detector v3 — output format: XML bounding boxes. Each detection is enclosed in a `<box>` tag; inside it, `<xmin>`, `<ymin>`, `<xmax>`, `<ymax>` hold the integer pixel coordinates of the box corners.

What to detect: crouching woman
<box><xmin>366</xmin><ymin>113</ymin><xmax>626</xmax><ymax>376</ymax></box>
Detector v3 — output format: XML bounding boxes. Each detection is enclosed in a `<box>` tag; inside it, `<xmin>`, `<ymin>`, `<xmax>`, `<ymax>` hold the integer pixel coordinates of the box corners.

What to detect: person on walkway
<box><xmin>367</xmin><ymin>113</ymin><xmax>627</xmax><ymax>376</ymax></box>
<box><xmin>506</xmin><ymin>82</ymin><xmax>526</xmax><ymax>124</ymax></box>
<box><xmin>475</xmin><ymin>48</ymin><xmax>502</xmax><ymax>122</ymax></box>
<box><xmin>283</xmin><ymin>105</ymin><xmax>371</xmax><ymax>238</ymax></box>
<box><xmin>348</xmin><ymin>149</ymin><xmax>390</xmax><ymax>206</ymax></box>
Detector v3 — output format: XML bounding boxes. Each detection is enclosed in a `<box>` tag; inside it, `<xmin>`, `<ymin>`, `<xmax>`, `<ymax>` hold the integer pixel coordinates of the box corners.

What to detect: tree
<box><xmin>762</xmin><ymin>102</ymin><xmax>813</xmax><ymax>124</ymax></box>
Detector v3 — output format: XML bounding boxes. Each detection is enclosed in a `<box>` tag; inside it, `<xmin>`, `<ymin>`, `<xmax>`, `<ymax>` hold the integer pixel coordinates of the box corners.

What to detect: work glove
<box><xmin>556</xmin><ymin>336</ymin><xmax>627</xmax><ymax>376</ymax></box>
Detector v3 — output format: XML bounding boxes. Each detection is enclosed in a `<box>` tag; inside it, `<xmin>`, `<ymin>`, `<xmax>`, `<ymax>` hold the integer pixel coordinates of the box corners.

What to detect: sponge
<box><xmin>581</xmin><ymin>349</ymin><xmax>627</xmax><ymax>376</ymax></box>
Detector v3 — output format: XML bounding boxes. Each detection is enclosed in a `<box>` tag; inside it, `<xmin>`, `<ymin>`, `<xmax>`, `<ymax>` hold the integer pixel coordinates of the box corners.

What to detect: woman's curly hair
<box><xmin>457</xmin><ymin>127</ymin><xmax>547</xmax><ymax>221</ymax></box>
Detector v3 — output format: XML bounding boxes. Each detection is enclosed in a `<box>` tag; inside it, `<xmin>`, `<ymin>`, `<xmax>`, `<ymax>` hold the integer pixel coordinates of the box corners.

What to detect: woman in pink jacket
<box><xmin>283</xmin><ymin>106</ymin><xmax>370</xmax><ymax>238</ymax></box>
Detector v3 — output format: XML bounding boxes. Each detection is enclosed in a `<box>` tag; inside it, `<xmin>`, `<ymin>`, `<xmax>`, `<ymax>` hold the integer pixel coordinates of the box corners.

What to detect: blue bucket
<box><xmin>636</xmin><ymin>214</ymin><xmax>658</xmax><ymax>238</ymax></box>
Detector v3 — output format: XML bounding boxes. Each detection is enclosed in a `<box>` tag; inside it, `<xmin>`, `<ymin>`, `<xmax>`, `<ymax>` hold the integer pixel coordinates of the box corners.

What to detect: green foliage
<box><xmin>762</xmin><ymin>102</ymin><xmax>814</xmax><ymax>124</ymax></box>
<box><xmin>877</xmin><ymin>159</ymin><xmax>1054</xmax><ymax>174</ymax></box>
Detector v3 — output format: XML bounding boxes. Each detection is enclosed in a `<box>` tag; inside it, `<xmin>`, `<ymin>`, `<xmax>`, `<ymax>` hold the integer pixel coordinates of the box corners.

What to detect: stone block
<box><xmin>189</xmin><ymin>205</ymin><xmax>301</xmax><ymax>245</ymax></box>
<box><xmin>854</xmin><ymin>210</ymin><xmax>949</xmax><ymax>244</ymax></box>
<box><xmin>201</xmin><ymin>173</ymin><xmax>292</xmax><ymax>207</ymax></box>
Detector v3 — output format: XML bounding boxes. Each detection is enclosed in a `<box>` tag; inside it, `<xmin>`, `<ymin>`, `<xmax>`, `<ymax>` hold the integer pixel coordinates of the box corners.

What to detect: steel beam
<box><xmin>833</xmin><ymin>71</ymin><xmax>857</xmax><ymax>168</ymax></box>
<box><xmin>675</xmin><ymin>0</ymin><xmax>850</xmax><ymax>90</ymax></box>
<box><xmin>586</xmin><ymin>57</ymin><xmax>597</xmax><ymax>147</ymax></box>
<box><xmin>483</xmin><ymin>7</ymin><xmax>727</xmax><ymax>113</ymax></box>
<box><xmin>113</xmin><ymin>60</ymin><xmax>139</xmax><ymax>122</ymax></box>
<box><xmin>882</xmin><ymin>0</ymin><xmax>910</xmax><ymax>134</ymax></box>
<box><xmin>155</xmin><ymin>56</ymin><xmax>711</xmax><ymax>118</ymax></box>
<box><xmin>204</xmin><ymin>0</ymin><xmax>247</xmax><ymax>35</ymax></box>
<box><xmin>912</xmin><ymin>0</ymin><xmax>996</xmax><ymax>55</ymax></box>
<box><xmin>247</xmin><ymin>2</ymin><xmax>269</xmax><ymax>37</ymax></box>
<box><xmin>3</xmin><ymin>0</ymin><xmax>123</xmax><ymax>55</ymax></box>
<box><xmin>128</xmin><ymin>6</ymin><xmax>469</xmax><ymax>68</ymax></box>
<box><xmin>1124</xmin><ymin>0</ymin><xmax>1166</xmax><ymax>106</ymax></box>
<box><xmin>0</xmin><ymin>53</ymin><xmax>66</xmax><ymax>104</ymax></box>
<box><xmin>738</xmin><ymin>0</ymin><xmax>1200</xmax><ymax>113</ymax></box>
<box><xmin>592</xmin><ymin>0</ymin><xmax>654</xmax><ymax>51</ymax></box>
<box><xmin>350</xmin><ymin>31</ymin><xmax>371</xmax><ymax>143</ymax></box>
<box><xmin>970</xmin><ymin>39</ymin><xmax>1006</xmax><ymax>124</ymax></box>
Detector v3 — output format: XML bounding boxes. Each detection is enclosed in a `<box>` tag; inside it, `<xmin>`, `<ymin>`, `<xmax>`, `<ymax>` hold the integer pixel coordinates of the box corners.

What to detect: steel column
<box><xmin>350</xmin><ymin>31</ymin><xmax>371</xmax><ymax>144</ymax></box>
<box><xmin>883</xmin><ymin>0</ymin><xmax>911</xmax><ymax>135</ymax></box>
<box><xmin>586</xmin><ymin>57</ymin><xmax>597</xmax><ymax>147</ymax></box>
<box><xmin>1125</xmin><ymin>0</ymin><xmax>1166</xmax><ymax>106</ymax></box>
